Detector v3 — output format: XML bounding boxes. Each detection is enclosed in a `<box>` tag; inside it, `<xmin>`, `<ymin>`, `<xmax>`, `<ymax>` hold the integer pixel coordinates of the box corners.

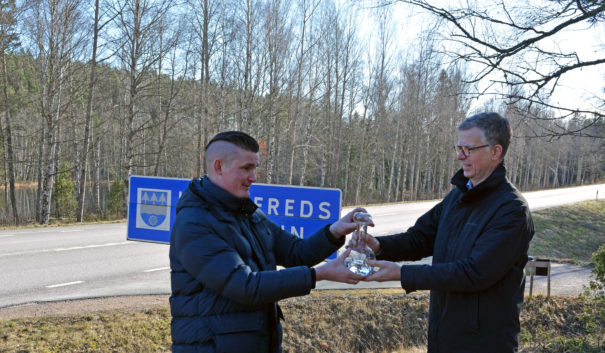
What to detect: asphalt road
<box><xmin>1</xmin><ymin>183</ymin><xmax>603</xmax><ymax>308</ymax></box>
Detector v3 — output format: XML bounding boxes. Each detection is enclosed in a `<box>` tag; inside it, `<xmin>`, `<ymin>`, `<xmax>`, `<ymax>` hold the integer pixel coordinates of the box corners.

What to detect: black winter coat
<box><xmin>169</xmin><ymin>177</ymin><xmax>343</xmax><ymax>353</ymax></box>
<box><xmin>378</xmin><ymin>164</ymin><xmax>534</xmax><ymax>353</ymax></box>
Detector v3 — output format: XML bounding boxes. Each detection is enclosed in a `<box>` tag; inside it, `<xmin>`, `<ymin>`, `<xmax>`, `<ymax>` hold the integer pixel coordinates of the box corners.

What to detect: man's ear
<box><xmin>491</xmin><ymin>145</ymin><xmax>503</xmax><ymax>161</ymax></box>
<box><xmin>213</xmin><ymin>159</ymin><xmax>223</xmax><ymax>175</ymax></box>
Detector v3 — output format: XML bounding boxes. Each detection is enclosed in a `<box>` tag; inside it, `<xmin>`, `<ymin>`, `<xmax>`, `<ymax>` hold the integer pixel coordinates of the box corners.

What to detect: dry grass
<box><xmin>282</xmin><ymin>290</ymin><xmax>428</xmax><ymax>353</ymax></box>
<box><xmin>0</xmin><ymin>308</ymin><xmax>171</xmax><ymax>352</ymax></box>
<box><xmin>530</xmin><ymin>200</ymin><xmax>605</xmax><ymax>264</ymax></box>
<box><xmin>1</xmin><ymin>290</ymin><xmax>603</xmax><ymax>353</ymax></box>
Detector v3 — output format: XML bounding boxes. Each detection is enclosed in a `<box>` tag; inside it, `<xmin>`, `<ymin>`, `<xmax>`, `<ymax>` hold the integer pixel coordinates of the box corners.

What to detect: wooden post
<box><xmin>525</xmin><ymin>258</ymin><xmax>551</xmax><ymax>298</ymax></box>
<box><xmin>526</xmin><ymin>265</ymin><xmax>535</xmax><ymax>298</ymax></box>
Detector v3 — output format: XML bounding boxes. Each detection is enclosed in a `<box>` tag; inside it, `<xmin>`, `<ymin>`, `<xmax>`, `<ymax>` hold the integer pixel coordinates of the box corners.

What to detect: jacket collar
<box><xmin>451</xmin><ymin>163</ymin><xmax>507</xmax><ymax>204</ymax></box>
<box><xmin>195</xmin><ymin>176</ymin><xmax>259</xmax><ymax>218</ymax></box>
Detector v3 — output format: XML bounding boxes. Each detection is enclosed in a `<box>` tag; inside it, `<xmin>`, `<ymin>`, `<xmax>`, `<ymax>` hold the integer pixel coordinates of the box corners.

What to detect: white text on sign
<box><xmin>253</xmin><ymin>197</ymin><xmax>331</xmax><ymax>219</ymax></box>
<box><xmin>281</xmin><ymin>225</ymin><xmax>304</xmax><ymax>238</ymax></box>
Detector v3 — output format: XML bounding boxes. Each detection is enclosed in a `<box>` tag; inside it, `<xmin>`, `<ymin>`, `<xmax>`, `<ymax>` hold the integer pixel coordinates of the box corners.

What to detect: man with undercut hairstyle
<box><xmin>169</xmin><ymin>131</ymin><xmax>365</xmax><ymax>353</ymax></box>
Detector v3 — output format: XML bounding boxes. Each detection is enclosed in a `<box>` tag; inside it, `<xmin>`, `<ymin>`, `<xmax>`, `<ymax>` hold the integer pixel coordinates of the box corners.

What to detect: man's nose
<box><xmin>250</xmin><ymin>171</ymin><xmax>257</xmax><ymax>183</ymax></box>
<box><xmin>456</xmin><ymin>150</ymin><xmax>466</xmax><ymax>160</ymax></box>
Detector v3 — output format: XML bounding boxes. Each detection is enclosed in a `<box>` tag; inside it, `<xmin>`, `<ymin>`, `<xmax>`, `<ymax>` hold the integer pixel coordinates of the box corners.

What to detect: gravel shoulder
<box><xmin>0</xmin><ymin>294</ymin><xmax>170</xmax><ymax>320</ymax></box>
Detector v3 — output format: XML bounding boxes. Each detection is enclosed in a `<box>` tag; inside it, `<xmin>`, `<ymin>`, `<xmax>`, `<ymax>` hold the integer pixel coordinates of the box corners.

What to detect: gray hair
<box><xmin>458</xmin><ymin>112</ymin><xmax>512</xmax><ymax>158</ymax></box>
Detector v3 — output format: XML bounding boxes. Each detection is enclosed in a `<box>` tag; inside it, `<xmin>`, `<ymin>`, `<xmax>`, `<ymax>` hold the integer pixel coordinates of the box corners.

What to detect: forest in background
<box><xmin>0</xmin><ymin>0</ymin><xmax>603</xmax><ymax>225</ymax></box>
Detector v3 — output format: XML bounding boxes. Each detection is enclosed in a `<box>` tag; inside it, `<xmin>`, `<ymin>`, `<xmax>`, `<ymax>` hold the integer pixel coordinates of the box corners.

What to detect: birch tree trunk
<box><xmin>28</xmin><ymin>0</ymin><xmax>84</xmax><ymax>224</ymax></box>
<box><xmin>76</xmin><ymin>0</ymin><xmax>101</xmax><ymax>222</ymax></box>
<box><xmin>386</xmin><ymin>120</ymin><xmax>400</xmax><ymax>202</ymax></box>
<box><xmin>0</xmin><ymin>36</ymin><xmax>17</xmax><ymax>224</ymax></box>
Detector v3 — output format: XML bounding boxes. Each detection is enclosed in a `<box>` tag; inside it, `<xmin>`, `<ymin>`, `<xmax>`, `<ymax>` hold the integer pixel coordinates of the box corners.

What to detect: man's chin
<box><xmin>239</xmin><ymin>190</ymin><xmax>250</xmax><ymax>198</ymax></box>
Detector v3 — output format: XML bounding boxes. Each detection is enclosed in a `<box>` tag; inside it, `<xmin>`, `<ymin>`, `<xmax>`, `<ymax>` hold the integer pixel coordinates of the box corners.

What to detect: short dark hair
<box><xmin>205</xmin><ymin>131</ymin><xmax>259</xmax><ymax>153</ymax></box>
<box><xmin>458</xmin><ymin>112</ymin><xmax>512</xmax><ymax>158</ymax></box>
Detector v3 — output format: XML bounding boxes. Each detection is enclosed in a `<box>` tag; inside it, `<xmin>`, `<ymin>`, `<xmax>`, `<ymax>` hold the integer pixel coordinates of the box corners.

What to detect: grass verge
<box><xmin>529</xmin><ymin>200</ymin><xmax>605</xmax><ymax>264</ymax></box>
<box><xmin>1</xmin><ymin>291</ymin><xmax>603</xmax><ymax>353</ymax></box>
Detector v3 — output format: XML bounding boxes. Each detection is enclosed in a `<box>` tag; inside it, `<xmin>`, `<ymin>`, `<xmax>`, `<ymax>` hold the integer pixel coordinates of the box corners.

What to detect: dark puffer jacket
<box><xmin>169</xmin><ymin>177</ymin><xmax>343</xmax><ymax>353</ymax></box>
<box><xmin>377</xmin><ymin>164</ymin><xmax>534</xmax><ymax>353</ymax></box>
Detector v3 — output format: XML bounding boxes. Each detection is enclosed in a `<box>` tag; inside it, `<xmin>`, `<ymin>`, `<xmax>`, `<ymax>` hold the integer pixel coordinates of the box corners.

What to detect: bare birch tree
<box><xmin>24</xmin><ymin>0</ymin><xmax>87</xmax><ymax>224</ymax></box>
<box><xmin>186</xmin><ymin>0</ymin><xmax>218</xmax><ymax>176</ymax></box>
<box><xmin>0</xmin><ymin>0</ymin><xmax>19</xmax><ymax>224</ymax></box>
<box><xmin>75</xmin><ymin>0</ymin><xmax>117</xmax><ymax>222</ymax></box>
<box><xmin>110</xmin><ymin>0</ymin><xmax>175</xmax><ymax>214</ymax></box>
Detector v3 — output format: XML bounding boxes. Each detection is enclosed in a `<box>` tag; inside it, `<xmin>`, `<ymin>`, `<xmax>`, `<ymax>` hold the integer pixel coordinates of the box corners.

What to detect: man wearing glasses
<box><xmin>359</xmin><ymin>112</ymin><xmax>534</xmax><ymax>352</ymax></box>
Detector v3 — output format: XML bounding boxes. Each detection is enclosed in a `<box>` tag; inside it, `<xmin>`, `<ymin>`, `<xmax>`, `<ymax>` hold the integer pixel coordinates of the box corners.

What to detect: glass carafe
<box><xmin>344</xmin><ymin>212</ymin><xmax>375</xmax><ymax>276</ymax></box>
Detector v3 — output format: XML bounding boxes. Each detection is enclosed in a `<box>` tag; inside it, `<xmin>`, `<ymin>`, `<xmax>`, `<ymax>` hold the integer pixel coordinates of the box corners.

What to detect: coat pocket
<box><xmin>208</xmin><ymin>311</ymin><xmax>268</xmax><ymax>353</ymax></box>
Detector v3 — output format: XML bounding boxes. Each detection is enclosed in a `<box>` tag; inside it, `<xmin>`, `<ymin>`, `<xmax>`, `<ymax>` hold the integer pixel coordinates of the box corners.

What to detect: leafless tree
<box><xmin>186</xmin><ymin>0</ymin><xmax>219</xmax><ymax>177</ymax></box>
<box><xmin>109</xmin><ymin>0</ymin><xmax>175</xmax><ymax>214</ymax></box>
<box><xmin>24</xmin><ymin>0</ymin><xmax>88</xmax><ymax>224</ymax></box>
<box><xmin>286</xmin><ymin>0</ymin><xmax>319</xmax><ymax>185</ymax></box>
<box><xmin>0</xmin><ymin>0</ymin><xmax>20</xmax><ymax>224</ymax></box>
<box><xmin>75</xmin><ymin>0</ymin><xmax>117</xmax><ymax>222</ymax></box>
<box><xmin>152</xmin><ymin>16</ymin><xmax>190</xmax><ymax>176</ymax></box>
<box><xmin>261</xmin><ymin>0</ymin><xmax>293</xmax><ymax>184</ymax></box>
<box><xmin>383</xmin><ymin>0</ymin><xmax>605</xmax><ymax>137</ymax></box>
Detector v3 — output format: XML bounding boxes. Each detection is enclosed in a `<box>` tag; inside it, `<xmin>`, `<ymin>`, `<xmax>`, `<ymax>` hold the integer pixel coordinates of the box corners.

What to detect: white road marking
<box><xmin>53</xmin><ymin>241</ymin><xmax>131</xmax><ymax>252</ymax></box>
<box><xmin>17</xmin><ymin>229</ymin><xmax>65</xmax><ymax>235</ymax></box>
<box><xmin>59</xmin><ymin>229</ymin><xmax>83</xmax><ymax>233</ymax></box>
<box><xmin>0</xmin><ymin>234</ymin><xmax>16</xmax><ymax>238</ymax></box>
<box><xmin>0</xmin><ymin>241</ymin><xmax>133</xmax><ymax>258</ymax></box>
<box><xmin>46</xmin><ymin>281</ymin><xmax>84</xmax><ymax>289</ymax></box>
<box><xmin>144</xmin><ymin>267</ymin><xmax>170</xmax><ymax>272</ymax></box>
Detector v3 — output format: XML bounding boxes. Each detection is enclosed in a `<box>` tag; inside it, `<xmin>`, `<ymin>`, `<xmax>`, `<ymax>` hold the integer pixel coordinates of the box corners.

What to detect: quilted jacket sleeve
<box><xmin>261</xmin><ymin>216</ymin><xmax>344</xmax><ymax>268</ymax></box>
<box><xmin>171</xmin><ymin>207</ymin><xmax>337</xmax><ymax>306</ymax></box>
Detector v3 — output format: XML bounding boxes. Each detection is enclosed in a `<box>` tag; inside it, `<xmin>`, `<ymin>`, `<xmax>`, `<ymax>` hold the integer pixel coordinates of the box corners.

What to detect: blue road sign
<box><xmin>127</xmin><ymin>176</ymin><xmax>342</xmax><ymax>257</ymax></box>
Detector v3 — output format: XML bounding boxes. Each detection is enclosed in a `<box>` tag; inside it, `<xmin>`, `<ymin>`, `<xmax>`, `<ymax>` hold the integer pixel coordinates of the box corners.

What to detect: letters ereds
<box><xmin>248</xmin><ymin>183</ymin><xmax>340</xmax><ymax>249</ymax></box>
<box><xmin>253</xmin><ymin>197</ymin><xmax>332</xmax><ymax>219</ymax></box>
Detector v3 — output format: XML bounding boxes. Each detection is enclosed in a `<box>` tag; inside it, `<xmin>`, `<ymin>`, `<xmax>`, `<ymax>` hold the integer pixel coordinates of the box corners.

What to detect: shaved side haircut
<box><xmin>204</xmin><ymin>131</ymin><xmax>259</xmax><ymax>172</ymax></box>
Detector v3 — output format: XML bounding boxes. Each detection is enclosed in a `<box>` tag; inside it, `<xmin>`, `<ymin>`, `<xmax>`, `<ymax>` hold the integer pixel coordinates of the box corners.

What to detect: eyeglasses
<box><xmin>453</xmin><ymin>144</ymin><xmax>489</xmax><ymax>158</ymax></box>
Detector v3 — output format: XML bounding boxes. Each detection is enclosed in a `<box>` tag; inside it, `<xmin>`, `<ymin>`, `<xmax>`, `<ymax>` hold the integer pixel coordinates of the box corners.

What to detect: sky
<box><xmin>546</xmin><ymin>20</ymin><xmax>605</xmax><ymax>111</ymax></box>
<box><xmin>347</xmin><ymin>0</ymin><xmax>605</xmax><ymax>116</ymax></box>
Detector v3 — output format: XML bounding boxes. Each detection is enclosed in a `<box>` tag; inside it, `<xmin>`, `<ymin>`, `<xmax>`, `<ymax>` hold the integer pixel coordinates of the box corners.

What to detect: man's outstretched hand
<box><xmin>315</xmin><ymin>248</ymin><xmax>365</xmax><ymax>285</ymax></box>
<box><xmin>329</xmin><ymin>207</ymin><xmax>374</xmax><ymax>239</ymax></box>
<box><xmin>363</xmin><ymin>259</ymin><xmax>401</xmax><ymax>282</ymax></box>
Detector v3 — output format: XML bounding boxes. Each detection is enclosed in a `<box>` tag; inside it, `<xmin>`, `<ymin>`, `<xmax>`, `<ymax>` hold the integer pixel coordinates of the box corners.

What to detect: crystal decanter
<box><xmin>344</xmin><ymin>212</ymin><xmax>375</xmax><ymax>276</ymax></box>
